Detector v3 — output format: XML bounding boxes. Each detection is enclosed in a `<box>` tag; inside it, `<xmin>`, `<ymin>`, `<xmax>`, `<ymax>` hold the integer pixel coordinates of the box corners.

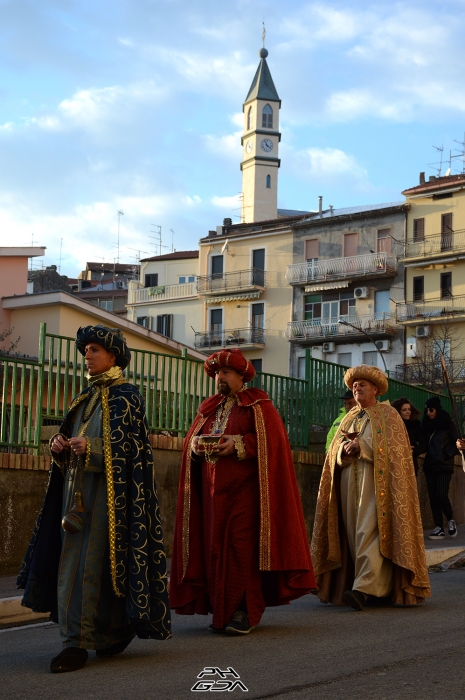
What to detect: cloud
<box><xmin>203</xmin><ymin>130</ymin><xmax>242</xmax><ymax>160</ymax></box>
<box><xmin>285</xmin><ymin>146</ymin><xmax>368</xmax><ymax>180</ymax></box>
<box><xmin>211</xmin><ymin>194</ymin><xmax>242</xmax><ymax>211</ymax></box>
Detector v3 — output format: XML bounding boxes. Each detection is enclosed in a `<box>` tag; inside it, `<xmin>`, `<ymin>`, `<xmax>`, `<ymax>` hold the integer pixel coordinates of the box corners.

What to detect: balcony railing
<box><xmin>286</xmin><ymin>252</ymin><xmax>397</xmax><ymax>285</ymax></box>
<box><xmin>392</xmin><ymin>361</ymin><xmax>465</xmax><ymax>385</ymax></box>
<box><xmin>127</xmin><ymin>282</ymin><xmax>196</xmax><ymax>304</ymax></box>
<box><xmin>286</xmin><ymin>313</ymin><xmax>394</xmax><ymax>341</ymax></box>
<box><xmin>194</xmin><ymin>327</ymin><xmax>266</xmax><ymax>349</ymax></box>
<box><xmin>196</xmin><ymin>269</ymin><xmax>266</xmax><ymax>295</ymax></box>
<box><xmin>402</xmin><ymin>228</ymin><xmax>465</xmax><ymax>259</ymax></box>
<box><xmin>396</xmin><ymin>294</ymin><xmax>465</xmax><ymax>322</ymax></box>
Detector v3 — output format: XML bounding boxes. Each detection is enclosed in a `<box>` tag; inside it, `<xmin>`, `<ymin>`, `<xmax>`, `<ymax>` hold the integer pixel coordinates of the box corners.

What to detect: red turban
<box><xmin>204</xmin><ymin>348</ymin><xmax>256</xmax><ymax>382</ymax></box>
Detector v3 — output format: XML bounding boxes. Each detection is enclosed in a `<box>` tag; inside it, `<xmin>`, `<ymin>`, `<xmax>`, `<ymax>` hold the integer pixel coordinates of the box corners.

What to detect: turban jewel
<box><xmin>75</xmin><ymin>325</ymin><xmax>131</xmax><ymax>369</ymax></box>
<box><xmin>344</xmin><ymin>364</ymin><xmax>388</xmax><ymax>396</ymax></box>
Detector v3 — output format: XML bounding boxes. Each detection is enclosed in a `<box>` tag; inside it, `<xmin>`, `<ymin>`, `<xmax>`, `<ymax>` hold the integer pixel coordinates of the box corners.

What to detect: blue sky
<box><xmin>1</xmin><ymin>0</ymin><xmax>465</xmax><ymax>276</ymax></box>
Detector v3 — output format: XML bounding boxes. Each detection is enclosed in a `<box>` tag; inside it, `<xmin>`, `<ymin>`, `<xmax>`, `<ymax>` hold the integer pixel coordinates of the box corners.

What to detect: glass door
<box><xmin>322</xmin><ymin>300</ymin><xmax>339</xmax><ymax>335</ymax></box>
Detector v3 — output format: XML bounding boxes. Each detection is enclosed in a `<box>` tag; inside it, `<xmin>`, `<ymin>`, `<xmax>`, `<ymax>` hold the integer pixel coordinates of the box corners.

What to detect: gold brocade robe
<box><xmin>311</xmin><ymin>402</ymin><xmax>431</xmax><ymax>605</ymax></box>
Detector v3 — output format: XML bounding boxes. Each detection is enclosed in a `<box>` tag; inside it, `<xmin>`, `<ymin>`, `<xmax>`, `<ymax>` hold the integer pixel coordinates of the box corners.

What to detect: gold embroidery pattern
<box><xmin>232</xmin><ymin>435</ymin><xmax>246</xmax><ymax>460</ymax></box>
<box><xmin>253</xmin><ymin>404</ymin><xmax>271</xmax><ymax>571</ymax></box>
<box><xmin>101</xmin><ymin>386</ymin><xmax>122</xmax><ymax>597</ymax></box>
<box><xmin>182</xmin><ymin>414</ymin><xmax>208</xmax><ymax>578</ymax></box>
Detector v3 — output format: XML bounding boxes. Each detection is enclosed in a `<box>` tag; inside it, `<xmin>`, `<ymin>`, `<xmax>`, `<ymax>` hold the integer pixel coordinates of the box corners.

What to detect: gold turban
<box><xmin>344</xmin><ymin>364</ymin><xmax>388</xmax><ymax>396</ymax></box>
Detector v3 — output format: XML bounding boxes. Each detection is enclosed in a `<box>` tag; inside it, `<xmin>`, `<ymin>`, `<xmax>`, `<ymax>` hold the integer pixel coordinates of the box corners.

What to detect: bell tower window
<box><xmin>247</xmin><ymin>106</ymin><xmax>252</xmax><ymax>130</ymax></box>
<box><xmin>262</xmin><ymin>104</ymin><xmax>273</xmax><ymax>128</ymax></box>
<box><xmin>266</xmin><ymin>174</ymin><xmax>271</xmax><ymax>188</ymax></box>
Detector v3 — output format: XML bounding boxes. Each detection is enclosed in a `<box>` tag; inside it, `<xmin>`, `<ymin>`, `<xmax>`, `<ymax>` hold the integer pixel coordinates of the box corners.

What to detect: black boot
<box><xmin>50</xmin><ymin>648</ymin><xmax>88</xmax><ymax>673</ymax></box>
<box><xmin>343</xmin><ymin>589</ymin><xmax>368</xmax><ymax>611</ymax></box>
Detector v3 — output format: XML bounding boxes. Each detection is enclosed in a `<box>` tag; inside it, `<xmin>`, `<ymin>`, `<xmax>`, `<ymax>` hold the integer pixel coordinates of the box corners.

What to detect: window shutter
<box><xmin>413</xmin><ymin>219</ymin><xmax>425</xmax><ymax>242</ymax></box>
<box><xmin>305</xmin><ymin>239</ymin><xmax>318</xmax><ymax>260</ymax></box>
<box><xmin>343</xmin><ymin>233</ymin><xmax>358</xmax><ymax>258</ymax></box>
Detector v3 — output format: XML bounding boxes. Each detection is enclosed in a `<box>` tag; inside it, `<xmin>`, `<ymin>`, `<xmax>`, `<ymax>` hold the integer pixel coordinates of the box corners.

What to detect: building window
<box><xmin>305</xmin><ymin>239</ymin><xmax>318</xmax><ymax>262</ymax></box>
<box><xmin>251</xmin><ymin>302</ymin><xmax>264</xmax><ymax>342</ymax></box>
<box><xmin>338</xmin><ymin>352</ymin><xmax>352</xmax><ymax>367</ymax></box>
<box><xmin>247</xmin><ymin>106</ymin><xmax>252</xmax><ymax>130</ymax></box>
<box><xmin>362</xmin><ymin>350</ymin><xmax>378</xmax><ymax>367</ymax></box>
<box><xmin>339</xmin><ymin>291</ymin><xmax>356</xmax><ymax>317</ymax></box>
<box><xmin>343</xmin><ymin>233</ymin><xmax>358</xmax><ymax>258</ymax></box>
<box><xmin>297</xmin><ymin>357</ymin><xmax>306</xmax><ymax>379</ymax></box>
<box><xmin>413</xmin><ymin>219</ymin><xmax>425</xmax><ymax>242</ymax></box>
<box><xmin>441</xmin><ymin>272</ymin><xmax>452</xmax><ymax>299</ymax></box>
<box><xmin>413</xmin><ymin>276</ymin><xmax>424</xmax><ymax>302</ymax></box>
<box><xmin>262</xmin><ymin>103</ymin><xmax>273</xmax><ymax>128</ymax></box>
<box><xmin>304</xmin><ymin>294</ymin><xmax>322</xmax><ymax>321</ymax></box>
<box><xmin>374</xmin><ymin>290</ymin><xmax>390</xmax><ymax>320</ymax></box>
<box><xmin>209</xmin><ymin>309</ymin><xmax>223</xmax><ymax>342</ymax></box>
<box><xmin>441</xmin><ymin>213</ymin><xmax>453</xmax><ymax>251</ymax></box>
<box><xmin>252</xmin><ymin>248</ymin><xmax>265</xmax><ymax>286</ymax></box>
<box><xmin>178</xmin><ymin>275</ymin><xmax>195</xmax><ymax>284</ymax></box>
<box><xmin>156</xmin><ymin>314</ymin><xmax>173</xmax><ymax>338</ymax></box>
<box><xmin>137</xmin><ymin>316</ymin><xmax>149</xmax><ymax>327</ymax></box>
<box><xmin>377</xmin><ymin>229</ymin><xmax>391</xmax><ymax>253</ymax></box>
<box><xmin>211</xmin><ymin>255</ymin><xmax>224</xmax><ymax>278</ymax></box>
<box><xmin>100</xmin><ymin>299</ymin><xmax>113</xmax><ymax>312</ymax></box>
<box><xmin>266</xmin><ymin>174</ymin><xmax>271</xmax><ymax>188</ymax></box>
<box><xmin>145</xmin><ymin>273</ymin><xmax>158</xmax><ymax>288</ymax></box>
<box><xmin>251</xmin><ymin>359</ymin><xmax>262</xmax><ymax>373</ymax></box>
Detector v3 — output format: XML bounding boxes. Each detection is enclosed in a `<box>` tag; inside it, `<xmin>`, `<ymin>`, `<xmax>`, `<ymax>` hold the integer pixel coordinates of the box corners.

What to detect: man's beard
<box><xmin>218</xmin><ymin>382</ymin><xmax>231</xmax><ymax>396</ymax></box>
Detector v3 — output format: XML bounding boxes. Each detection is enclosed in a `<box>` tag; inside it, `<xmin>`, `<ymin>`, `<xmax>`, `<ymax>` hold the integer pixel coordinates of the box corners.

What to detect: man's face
<box><xmin>352</xmin><ymin>379</ymin><xmax>378</xmax><ymax>408</ymax></box>
<box><xmin>85</xmin><ymin>343</ymin><xmax>116</xmax><ymax>376</ymax></box>
<box><xmin>216</xmin><ymin>368</ymin><xmax>244</xmax><ymax>396</ymax></box>
<box><xmin>343</xmin><ymin>398</ymin><xmax>357</xmax><ymax>412</ymax></box>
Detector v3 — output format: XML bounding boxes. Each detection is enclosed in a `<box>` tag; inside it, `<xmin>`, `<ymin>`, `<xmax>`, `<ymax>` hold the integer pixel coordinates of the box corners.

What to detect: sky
<box><xmin>1</xmin><ymin>0</ymin><xmax>465</xmax><ymax>277</ymax></box>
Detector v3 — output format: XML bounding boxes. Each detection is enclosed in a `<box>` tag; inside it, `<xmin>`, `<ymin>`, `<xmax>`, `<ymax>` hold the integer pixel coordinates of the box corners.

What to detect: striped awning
<box><xmin>305</xmin><ymin>281</ymin><xmax>349</xmax><ymax>292</ymax></box>
<box><xmin>205</xmin><ymin>291</ymin><xmax>262</xmax><ymax>304</ymax></box>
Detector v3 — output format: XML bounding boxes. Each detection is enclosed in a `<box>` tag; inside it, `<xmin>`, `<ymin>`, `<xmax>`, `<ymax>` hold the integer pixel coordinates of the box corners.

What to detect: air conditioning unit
<box><xmin>322</xmin><ymin>342</ymin><xmax>336</xmax><ymax>353</ymax></box>
<box><xmin>406</xmin><ymin>337</ymin><xmax>417</xmax><ymax>358</ymax></box>
<box><xmin>416</xmin><ymin>325</ymin><xmax>430</xmax><ymax>338</ymax></box>
<box><xmin>375</xmin><ymin>339</ymin><xmax>391</xmax><ymax>352</ymax></box>
<box><xmin>354</xmin><ymin>286</ymin><xmax>369</xmax><ymax>299</ymax></box>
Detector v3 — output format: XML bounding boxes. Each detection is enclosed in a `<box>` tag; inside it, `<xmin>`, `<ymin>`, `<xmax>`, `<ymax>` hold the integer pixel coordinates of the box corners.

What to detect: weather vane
<box><xmin>262</xmin><ymin>21</ymin><xmax>266</xmax><ymax>48</ymax></box>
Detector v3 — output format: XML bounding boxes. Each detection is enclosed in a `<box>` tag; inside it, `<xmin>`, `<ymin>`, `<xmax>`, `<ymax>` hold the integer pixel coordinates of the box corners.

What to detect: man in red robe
<box><xmin>170</xmin><ymin>349</ymin><xmax>315</xmax><ymax>635</ymax></box>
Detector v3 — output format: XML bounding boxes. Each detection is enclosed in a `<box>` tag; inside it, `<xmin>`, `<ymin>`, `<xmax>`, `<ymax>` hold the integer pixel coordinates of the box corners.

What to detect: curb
<box><xmin>0</xmin><ymin>597</ymin><xmax>50</xmax><ymax>628</ymax></box>
<box><xmin>425</xmin><ymin>546</ymin><xmax>465</xmax><ymax>568</ymax></box>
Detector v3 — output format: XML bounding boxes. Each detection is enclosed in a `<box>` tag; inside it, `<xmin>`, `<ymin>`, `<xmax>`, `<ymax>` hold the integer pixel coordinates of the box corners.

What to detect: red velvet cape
<box><xmin>170</xmin><ymin>387</ymin><xmax>316</xmax><ymax>621</ymax></box>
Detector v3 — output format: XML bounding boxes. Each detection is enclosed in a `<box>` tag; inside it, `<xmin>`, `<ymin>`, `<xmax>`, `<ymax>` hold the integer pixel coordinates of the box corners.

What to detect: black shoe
<box><xmin>50</xmin><ymin>648</ymin><xmax>88</xmax><ymax>673</ymax></box>
<box><xmin>343</xmin><ymin>589</ymin><xmax>367</xmax><ymax>611</ymax></box>
<box><xmin>96</xmin><ymin>636</ymin><xmax>134</xmax><ymax>658</ymax></box>
<box><xmin>225</xmin><ymin>611</ymin><xmax>254</xmax><ymax>635</ymax></box>
<box><xmin>208</xmin><ymin>624</ymin><xmax>225</xmax><ymax>633</ymax></box>
<box><xmin>428</xmin><ymin>526</ymin><xmax>445</xmax><ymax>540</ymax></box>
<box><xmin>448</xmin><ymin>520</ymin><xmax>458</xmax><ymax>538</ymax></box>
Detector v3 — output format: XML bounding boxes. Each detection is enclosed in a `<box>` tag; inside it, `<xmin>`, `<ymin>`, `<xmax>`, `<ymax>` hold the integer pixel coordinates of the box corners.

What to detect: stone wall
<box><xmin>1</xmin><ymin>440</ymin><xmax>464</xmax><ymax>576</ymax></box>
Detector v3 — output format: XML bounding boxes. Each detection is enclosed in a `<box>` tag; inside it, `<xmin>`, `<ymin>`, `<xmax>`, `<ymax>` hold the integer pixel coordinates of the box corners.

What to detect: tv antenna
<box><xmin>427</xmin><ymin>145</ymin><xmax>444</xmax><ymax>177</ymax></box>
<box><xmin>127</xmin><ymin>247</ymin><xmax>150</xmax><ymax>263</ymax></box>
<box><xmin>58</xmin><ymin>237</ymin><xmax>63</xmax><ymax>273</ymax></box>
<box><xmin>117</xmin><ymin>210</ymin><xmax>124</xmax><ymax>263</ymax></box>
<box><xmin>453</xmin><ymin>132</ymin><xmax>465</xmax><ymax>173</ymax></box>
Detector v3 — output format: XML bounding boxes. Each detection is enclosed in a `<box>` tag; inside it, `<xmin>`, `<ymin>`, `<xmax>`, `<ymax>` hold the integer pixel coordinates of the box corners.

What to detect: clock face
<box><xmin>261</xmin><ymin>138</ymin><xmax>273</xmax><ymax>152</ymax></box>
<box><xmin>245</xmin><ymin>140</ymin><xmax>253</xmax><ymax>154</ymax></box>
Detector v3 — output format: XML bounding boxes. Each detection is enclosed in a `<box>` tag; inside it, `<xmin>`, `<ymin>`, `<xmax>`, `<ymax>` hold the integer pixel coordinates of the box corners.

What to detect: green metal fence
<box><xmin>0</xmin><ymin>355</ymin><xmax>42</xmax><ymax>450</ymax></box>
<box><xmin>251</xmin><ymin>371</ymin><xmax>309</xmax><ymax>448</ymax></box>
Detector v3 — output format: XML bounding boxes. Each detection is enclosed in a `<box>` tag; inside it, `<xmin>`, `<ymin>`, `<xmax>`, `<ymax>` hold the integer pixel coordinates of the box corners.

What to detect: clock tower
<box><xmin>241</xmin><ymin>46</ymin><xmax>281</xmax><ymax>223</ymax></box>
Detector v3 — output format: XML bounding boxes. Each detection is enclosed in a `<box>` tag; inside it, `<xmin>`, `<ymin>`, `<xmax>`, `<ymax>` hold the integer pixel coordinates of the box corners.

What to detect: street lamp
<box><xmin>338</xmin><ymin>318</ymin><xmax>388</xmax><ymax>374</ymax></box>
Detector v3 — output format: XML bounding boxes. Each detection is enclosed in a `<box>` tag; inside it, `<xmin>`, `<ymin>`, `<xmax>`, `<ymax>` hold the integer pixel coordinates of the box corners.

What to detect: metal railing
<box><xmin>194</xmin><ymin>328</ymin><xmax>266</xmax><ymax>349</ymax></box>
<box><xmin>251</xmin><ymin>371</ymin><xmax>309</xmax><ymax>448</ymax></box>
<box><xmin>392</xmin><ymin>361</ymin><xmax>465</xmax><ymax>386</ymax></box>
<box><xmin>127</xmin><ymin>282</ymin><xmax>197</xmax><ymax>305</ymax></box>
<box><xmin>0</xmin><ymin>356</ymin><xmax>42</xmax><ymax>450</ymax></box>
<box><xmin>196</xmin><ymin>268</ymin><xmax>266</xmax><ymax>294</ymax></box>
<box><xmin>286</xmin><ymin>313</ymin><xmax>394</xmax><ymax>341</ymax></box>
<box><xmin>286</xmin><ymin>252</ymin><xmax>397</xmax><ymax>285</ymax></box>
<box><xmin>396</xmin><ymin>294</ymin><xmax>465</xmax><ymax>322</ymax></box>
<box><xmin>402</xmin><ymin>228</ymin><xmax>465</xmax><ymax>259</ymax></box>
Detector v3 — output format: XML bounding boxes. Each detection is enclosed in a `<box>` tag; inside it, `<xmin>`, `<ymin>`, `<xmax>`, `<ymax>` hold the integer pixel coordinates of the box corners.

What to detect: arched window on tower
<box><xmin>262</xmin><ymin>104</ymin><xmax>273</xmax><ymax>128</ymax></box>
<box><xmin>247</xmin><ymin>106</ymin><xmax>252</xmax><ymax>130</ymax></box>
<box><xmin>266</xmin><ymin>174</ymin><xmax>271</xmax><ymax>188</ymax></box>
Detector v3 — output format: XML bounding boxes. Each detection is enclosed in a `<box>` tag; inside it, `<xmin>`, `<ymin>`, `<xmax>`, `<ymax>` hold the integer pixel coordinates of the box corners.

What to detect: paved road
<box><xmin>1</xmin><ymin>570</ymin><xmax>465</xmax><ymax>700</ymax></box>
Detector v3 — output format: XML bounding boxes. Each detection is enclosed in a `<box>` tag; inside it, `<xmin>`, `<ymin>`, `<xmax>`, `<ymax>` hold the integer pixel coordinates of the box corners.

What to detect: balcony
<box><xmin>194</xmin><ymin>327</ymin><xmax>266</xmax><ymax>350</ymax></box>
<box><xmin>285</xmin><ymin>252</ymin><xmax>397</xmax><ymax>287</ymax></box>
<box><xmin>392</xmin><ymin>361</ymin><xmax>465</xmax><ymax>386</ymax></box>
<box><xmin>196</xmin><ymin>269</ymin><xmax>266</xmax><ymax>296</ymax></box>
<box><xmin>401</xmin><ymin>228</ymin><xmax>465</xmax><ymax>262</ymax></box>
<box><xmin>286</xmin><ymin>313</ymin><xmax>395</xmax><ymax>343</ymax></box>
<box><xmin>127</xmin><ymin>282</ymin><xmax>197</xmax><ymax>305</ymax></box>
<box><xmin>396</xmin><ymin>294</ymin><xmax>465</xmax><ymax>325</ymax></box>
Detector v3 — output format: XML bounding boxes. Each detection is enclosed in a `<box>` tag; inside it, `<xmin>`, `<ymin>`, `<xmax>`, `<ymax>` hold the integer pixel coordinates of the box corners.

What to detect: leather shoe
<box><xmin>343</xmin><ymin>589</ymin><xmax>367</xmax><ymax>611</ymax></box>
<box><xmin>50</xmin><ymin>648</ymin><xmax>88</xmax><ymax>673</ymax></box>
<box><xmin>96</xmin><ymin>636</ymin><xmax>134</xmax><ymax>658</ymax></box>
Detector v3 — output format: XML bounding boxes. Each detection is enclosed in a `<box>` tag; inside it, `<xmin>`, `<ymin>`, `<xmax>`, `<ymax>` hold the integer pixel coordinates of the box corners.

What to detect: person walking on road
<box><xmin>17</xmin><ymin>325</ymin><xmax>171</xmax><ymax>673</ymax></box>
<box><xmin>391</xmin><ymin>397</ymin><xmax>428</xmax><ymax>476</ymax></box>
<box><xmin>325</xmin><ymin>390</ymin><xmax>357</xmax><ymax>452</ymax></box>
<box><xmin>170</xmin><ymin>348</ymin><xmax>316</xmax><ymax>635</ymax></box>
<box><xmin>312</xmin><ymin>364</ymin><xmax>430</xmax><ymax>611</ymax></box>
<box><xmin>422</xmin><ymin>396</ymin><xmax>459</xmax><ymax>540</ymax></box>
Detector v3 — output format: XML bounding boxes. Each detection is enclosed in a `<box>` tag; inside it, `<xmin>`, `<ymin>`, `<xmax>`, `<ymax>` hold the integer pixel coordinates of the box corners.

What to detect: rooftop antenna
<box><xmin>149</xmin><ymin>224</ymin><xmax>162</xmax><ymax>256</ymax></box>
<box><xmin>58</xmin><ymin>237</ymin><xmax>63</xmax><ymax>273</ymax></box>
<box><xmin>427</xmin><ymin>145</ymin><xmax>443</xmax><ymax>177</ymax></box>
<box><xmin>262</xmin><ymin>21</ymin><xmax>266</xmax><ymax>48</ymax></box>
<box><xmin>117</xmin><ymin>210</ymin><xmax>124</xmax><ymax>263</ymax></box>
<box><xmin>170</xmin><ymin>229</ymin><xmax>175</xmax><ymax>252</ymax></box>
<box><xmin>453</xmin><ymin>132</ymin><xmax>465</xmax><ymax>173</ymax></box>
<box><xmin>127</xmin><ymin>247</ymin><xmax>150</xmax><ymax>263</ymax></box>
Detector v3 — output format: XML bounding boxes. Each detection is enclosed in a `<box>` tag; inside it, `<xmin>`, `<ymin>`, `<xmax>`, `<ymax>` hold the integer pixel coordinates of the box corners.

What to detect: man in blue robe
<box><xmin>17</xmin><ymin>325</ymin><xmax>171</xmax><ymax>672</ymax></box>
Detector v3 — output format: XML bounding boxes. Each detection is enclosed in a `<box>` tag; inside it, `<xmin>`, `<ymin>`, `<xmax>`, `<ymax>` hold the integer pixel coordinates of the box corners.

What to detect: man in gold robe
<box><xmin>311</xmin><ymin>364</ymin><xmax>430</xmax><ymax>610</ymax></box>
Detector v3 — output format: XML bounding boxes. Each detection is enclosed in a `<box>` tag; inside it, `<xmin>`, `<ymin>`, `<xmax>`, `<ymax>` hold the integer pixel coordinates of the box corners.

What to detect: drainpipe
<box><xmin>318</xmin><ymin>196</ymin><xmax>323</xmax><ymax>218</ymax></box>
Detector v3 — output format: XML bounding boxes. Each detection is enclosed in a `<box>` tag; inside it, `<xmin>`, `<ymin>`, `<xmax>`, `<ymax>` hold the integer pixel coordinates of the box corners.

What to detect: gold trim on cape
<box><xmin>253</xmin><ymin>403</ymin><xmax>271</xmax><ymax>570</ymax></box>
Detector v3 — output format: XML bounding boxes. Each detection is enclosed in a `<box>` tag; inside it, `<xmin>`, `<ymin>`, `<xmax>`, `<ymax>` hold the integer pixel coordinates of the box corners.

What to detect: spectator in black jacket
<box><xmin>391</xmin><ymin>397</ymin><xmax>428</xmax><ymax>476</ymax></box>
<box><xmin>422</xmin><ymin>396</ymin><xmax>459</xmax><ymax>540</ymax></box>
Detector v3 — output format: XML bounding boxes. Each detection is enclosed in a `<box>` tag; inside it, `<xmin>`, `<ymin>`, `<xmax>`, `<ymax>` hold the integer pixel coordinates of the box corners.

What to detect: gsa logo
<box><xmin>191</xmin><ymin>667</ymin><xmax>248</xmax><ymax>692</ymax></box>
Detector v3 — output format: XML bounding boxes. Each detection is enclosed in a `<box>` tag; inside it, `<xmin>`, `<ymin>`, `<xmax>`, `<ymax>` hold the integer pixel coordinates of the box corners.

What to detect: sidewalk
<box><xmin>424</xmin><ymin>521</ymin><xmax>465</xmax><ymax>567</ymax></box>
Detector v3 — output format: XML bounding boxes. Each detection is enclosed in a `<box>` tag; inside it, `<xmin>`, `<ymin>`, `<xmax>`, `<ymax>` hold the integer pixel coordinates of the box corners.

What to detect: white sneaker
<box><xmin>428</xmin><ymin>526</ymin><xmax>445</xmax><ymax>540</ymax></box>
<box><xmin>448</xmin><ymin>520</ymin><xmax>458</xmax><ymax>537</ymax></box>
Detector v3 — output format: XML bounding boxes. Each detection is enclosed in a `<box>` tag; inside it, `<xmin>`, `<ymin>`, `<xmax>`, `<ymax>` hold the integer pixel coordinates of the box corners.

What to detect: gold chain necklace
<box><xmin>211</xmin><ymin>396</ymin><xmax>236</xmax><ymax>435</ymax></box>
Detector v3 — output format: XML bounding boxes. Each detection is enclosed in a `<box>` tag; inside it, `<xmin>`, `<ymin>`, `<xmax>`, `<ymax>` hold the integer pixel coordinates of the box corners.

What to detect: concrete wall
<box><xmin>1</xmin><ymin>444</ymin><xmax>464</xmax><ymax>576</ymax></box>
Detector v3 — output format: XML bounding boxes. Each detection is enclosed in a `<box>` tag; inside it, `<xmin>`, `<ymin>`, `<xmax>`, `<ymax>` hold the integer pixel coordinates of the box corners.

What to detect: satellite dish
<box><xmin>445</xmin><ymin>167</ymin><xmax>451</xmax><ymax>176</ymax></box>
<box><xmin>221</xmin><ymin>239</ymin><xmax>229</xmax><ymax>254</ymax></box>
